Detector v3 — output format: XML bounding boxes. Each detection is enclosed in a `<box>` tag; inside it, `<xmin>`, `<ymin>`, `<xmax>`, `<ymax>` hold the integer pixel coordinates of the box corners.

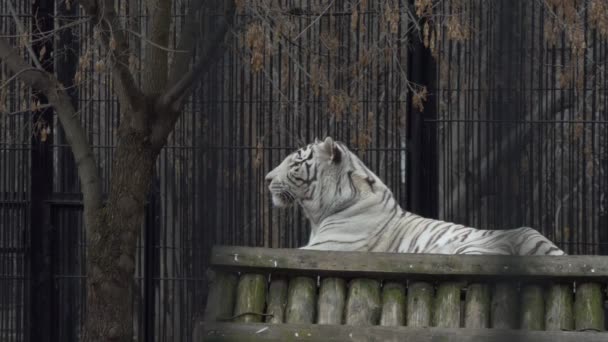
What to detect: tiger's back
<box><xmin>391</xmin><ymin>214</ymin><xmax>564</xmax><ymax>255</ymax></box>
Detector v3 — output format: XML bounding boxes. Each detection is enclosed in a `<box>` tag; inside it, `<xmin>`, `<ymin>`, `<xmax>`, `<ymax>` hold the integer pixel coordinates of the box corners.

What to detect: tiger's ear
<box><xmin>314</xmin><ymin>137</ymin><xmax>321</xmax><ymax>144</ymax></box>
<box><xmin>322</xmin><ymin>137</ymin><xmax>341</xmax><ymax>163</ymax></box>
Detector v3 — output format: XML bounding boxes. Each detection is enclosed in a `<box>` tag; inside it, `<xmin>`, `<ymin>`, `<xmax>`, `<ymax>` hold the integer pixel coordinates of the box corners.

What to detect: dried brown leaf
<box><xmin>253</xmin><ymin>140</ymin><xmax>263</xmax><ymax>169</ymax></box>
<box><xmin>39</xmin><ymin>45</ymin><xmax>47</xmax><ymax>60</ymax></box>
<box><xmin>0</xmin><ymin>87</ymin><xmax>6</xmax><ymax>114</ymax></box>
<box><xmin>544</xmin><ymin>19</ymin><xmax>559</xmax><ymax>46</ymax></box>
<box><xmin>94</xmin><ymin>60</ymin><xmax>106</xmax><ymax>73</ymax></box>
<box><xmin>109</xmin><ymin>37</ymin><xmax>117</xmax><ymax>51</ymax></box>
<box><xmin>235</xmin><ymin>0</ymin><xmax>246</xmax><ymax>14</ymax></box>
<box><xmin>384</xmin><ymin>2</ymin><xmax>400</xmax><ymax>34</ymax></box>
<box><xmin>310</xmin><ymin>61</ymin><xmax>328</xmax><ymax>97</ymax></box>
<box><xmin>40</xmin><ymin>129</ymin><xmax>48</xmax><ymax>142</ymax></box>
<box><xmin>558</xmin><ymin>68</ymin><xmax>572</xmax><ymax>88</ymax></box>
<box><xmin>447</xmin><ymin>17</ymin><xmax>469</xmax><ymax>42</ymax></box>
<box><xmin>415</xmin><ymin>0</ymin><xmax>432</xmax><ymax>17</ymax></box>
<box><xmin>358</xmin><ymin>47</ymin><xmax>371</xmax><ymax>68</ymax></box>
<box><xmin>329</xmin><ymin>92</ymin><xmax>349</xmax><ymax>120</ymax></box>
<box><xmin>573</xmin><ymin>113</ymin><xmax>584</xmax><ymax>140</ymax></box>
<box><xmin>246</xmin><ymin>23</ymin><xmax>266</xmax><ymax>72</ymax></box>
<box><xmin>351</xmin><ymin>8</ymin><xmax>359</xmax><ymax>32</ymax></box>
<box><xmin>590</xmin><ymin>0</ymin><xmax>608</xmax><ymax>38</ymax></box>
<box><xmin>412</xmin><ymin>86</ymin><xmax>428</xmax><ymax>112</ymax></box>
<box><xmin>320</xmin><ymin>32</ymin><xmax>340</xmax><ymax>52</ymax></box>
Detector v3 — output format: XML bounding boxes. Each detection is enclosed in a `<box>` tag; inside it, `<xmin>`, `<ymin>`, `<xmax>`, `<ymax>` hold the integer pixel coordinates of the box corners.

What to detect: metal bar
<box><xmin>29</xmin><ymin>0</ymin><xmax>55</xmax><ymax>341</ymax></box>
<box><xmin>406</xmin><ymin>0</ymin><xmax>437</xmax><ymax>217</ymax></box>
<box><xmin>143</xmin><ymin>192</ymin><xmax>158</xmax><ymax>342</ymax></box>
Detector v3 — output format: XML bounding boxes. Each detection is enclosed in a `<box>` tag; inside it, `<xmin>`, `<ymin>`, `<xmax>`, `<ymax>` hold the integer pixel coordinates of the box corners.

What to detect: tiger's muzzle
<box><xmin>266</xmin><ymin>178</ymin><xmax>295</xmax><ymax>207</ymax></box>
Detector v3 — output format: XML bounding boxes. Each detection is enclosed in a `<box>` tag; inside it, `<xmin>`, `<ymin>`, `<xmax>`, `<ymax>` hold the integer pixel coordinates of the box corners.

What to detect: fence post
<box><xmin>55</xmin><ymin>0</ymin><xmax>79</xmax><ymax>191</ymax></box>
<box><xmin>29</xmin><ymin>0</ymin><xmax>55</xmax><ymax>341</ymax></box>
<box><xmin>406</xmin><ymin>0</ymin><xmax>437</xmax><ymax>217</ymax></box>
<box><xmin>143</xmin><ymin>190</ymin><xmax>159</xmax><ymax>341</ymax></box>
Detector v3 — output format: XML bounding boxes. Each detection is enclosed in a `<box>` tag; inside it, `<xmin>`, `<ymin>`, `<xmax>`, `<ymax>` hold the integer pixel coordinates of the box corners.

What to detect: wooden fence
<box><xmin>194</xmin><ymin>246</ymin><xmax>608</xmax><ymax>341</ymax></box>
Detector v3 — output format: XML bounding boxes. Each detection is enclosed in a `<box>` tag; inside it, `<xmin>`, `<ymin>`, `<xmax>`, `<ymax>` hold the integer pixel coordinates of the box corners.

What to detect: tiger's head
<box><xmin>265</xmin><ymin>137</ymin><xmax>344</xmax><ymax>208</ymax></box>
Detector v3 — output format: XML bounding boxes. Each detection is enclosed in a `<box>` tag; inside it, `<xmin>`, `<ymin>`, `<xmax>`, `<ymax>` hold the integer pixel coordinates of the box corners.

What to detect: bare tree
<box><xmin>0</xmin><ymin>0</ymin><xmax>235</xmax><ymax>340</ymax></box>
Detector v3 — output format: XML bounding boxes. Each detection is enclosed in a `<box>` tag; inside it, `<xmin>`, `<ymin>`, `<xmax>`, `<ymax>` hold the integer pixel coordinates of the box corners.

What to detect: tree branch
<box><xmin>7</xmin><ymin>0</ymin><xmax>43</xmax><ymax>70</ymax></box>
<box><xmin>142</xmin><ymin>0</ymin><xmax>171</xmax><ymax>95</ymax></box>
<box><xmin>79</xmin><ymin>0</ymin><xmax>143</xmax><ymax>117</ymax></box>
<box><xmin>0</xmin><ymin>37</ymin><xmax>103</xmax><ymax>230</ymax></box>
<box><xmin>161</xmin><ymin>0</ymin><xmax>235</xmax><ymax>110</ymax></box>
<box><xmin>159</xmin><ymin>16</ymin><xmax>231</xmax><ymax>110</ymax></box>
<box><xmin>126</xmin><ymin>28</ymin><xmax>188</xmax><ymax>53</ymax></box>
<box><xmin>165</xmin><ymin>0</ymin><xmax>206</xmax><ymax>88</ymax></box>
<box><xmin>150</xmin><ymin>0</ymin><xmax>235</xmax><ymax>147</ymax></box>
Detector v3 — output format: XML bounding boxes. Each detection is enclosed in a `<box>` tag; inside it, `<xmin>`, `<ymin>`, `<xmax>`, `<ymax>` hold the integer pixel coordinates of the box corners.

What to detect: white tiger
<box><xmin>265</xmin><ymin>137</ymin><xmax>565</xmax><ymax>255</ymax></box>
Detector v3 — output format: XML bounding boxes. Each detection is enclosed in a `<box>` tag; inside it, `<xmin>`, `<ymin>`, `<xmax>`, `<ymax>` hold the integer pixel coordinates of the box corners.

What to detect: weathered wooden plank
<box><xmin>265</xmin><ymin>276</ymin><xmax>288</xmax><ymax>324</ymax></box>
<box><xmin>545</xmin><ymin>283</ymin><xmax>573</xmax><ymax>331</ymax></box>
<box><xmin>203</xmin><ymin>271</ymin><xmax>238</xmax><ymax>321</ymax></box>
<box><xmin>345</xmin><ymin>278</ymin><xmax>381</xmax><ymax>325</ymax></box>
<box><xmin>465</xmin><ymin>283</ymin><xmax>490</xmax><ymax>328</ymax></box>
<box><xmin>433</xmin><ymin>282</ymin><xmax>462</xmax><ymax>328</ymax></box>
<box><xmin>211</xmin><ymin>246</ymin><xmax>608</xmax><ymax>280</ymax></box>
<box><xmin>317</xmin><ymin>277</ymin><xmax>346</xmax><ymax>325</ymax></box>
<box><xmin>195</xmin><ymin>321</ymin><xmax>608</xmax><ymax>342</ymax></box>
<box><xmin>491</xmin><ymin>282</ymin><xmax>519</xmax><ymax>329</ymax></box>
<box><xmin>233</xmin><ymin>274</ymin><xmax>267</xmax><ymax>323</ymax></box>
<box><xmin>285</xmin><ymin>277</ymin><xmax>316</xmax><ymax>324</ymax></box>
<box><xmin>574</xmin><ymin>282</ymin><xmax>604</xmax><ymax>331</ymax></box>
<box><xmin>520</xmin><ymin>284</ymin><xmax>545</xmax><ymax>330</ymax></box>
<box><xmin>380</xmin><ymin>282</ymin><xmax>406</xmax><ymax>326</ymax></box>
<box><xmin>407</xmin><ymin>282</ymin><xmax>433</xmax><ymax>327</ymax></box>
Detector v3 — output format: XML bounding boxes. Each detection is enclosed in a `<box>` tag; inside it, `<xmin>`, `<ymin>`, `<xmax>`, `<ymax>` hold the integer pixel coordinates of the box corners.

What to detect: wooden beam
<box><xmin>574</xmin><ymin>282</ymin><xmax>605</xmax><ymax>331</ymax></box>
<box><xmin>194</xmin><ymin>322</ymin><xmax>608</xmax><ymax>342</ymax></box>
<box><xmin>407</xmin><ymin>282</ymin><xmax>433</xmax><ymax>327</ymax></box>
<box><xmin>464</xmin><ymin>283</ymin><xmax>491</xmax><ymax>328</ymax></box>
<box><xmin>203</xmin><ymin>272</ymin><xmax>237</xmax><ymax>321</ymax></box>
<box><xmin>491</xmin><ymin>282</ymin><xmax>519</xmax><ymax>329</ymax></box>
<box><xmin>344</xmin><ymin>279</ymin><xmax>381</xmax><ymax>325</ymax></box>
<box><xmin>380</xmin><ymin>282</ymin><xmax>406</xmax><ymax>326</ymax></box>
<box><xmin>285</xmin><ymin>277</ymin><xmax>316</xmax><ymax>324</ymax></box>
<box><xmin>434</xmin><ymin>282</ymin><xmax>462</xmax><ymax>327</ymax></box>
<box><xmin>265</xmin><ymin>276</ymin><xmax>288</xmax><ymax>324</ymax></box>
<box><xmin>233</xmin><ymin>274</ymin><xmax>267</xmax><ymax>323</ymax></box>
<box><xmin>211</xmin><ymin>246</ymin><xmax>608</xmax><ymax>281</ymax></box>
<box><xmin>317</xmin><ymin>278</ymin><xmax>346</xmax><ymax>325</ymax></box>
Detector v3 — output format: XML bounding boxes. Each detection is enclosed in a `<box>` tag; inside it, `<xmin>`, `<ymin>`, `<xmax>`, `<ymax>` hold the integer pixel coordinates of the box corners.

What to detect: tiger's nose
<box><xmin>265</xmin><ymin>172</ymin><xmax>274</xmax><ymax>183</ymax></box>
<box><xmin>265</xmin><ymin>167</ymin><xmax>279</xmax><ymax>183</ymax></box>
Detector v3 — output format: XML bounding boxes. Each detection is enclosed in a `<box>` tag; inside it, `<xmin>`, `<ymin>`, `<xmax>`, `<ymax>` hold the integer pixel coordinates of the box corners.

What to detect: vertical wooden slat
<box><xmin>491</xmin><ymin>282</ymin><xmax>519</xmax><ymax>329</ymax></box>
<box><xmin>285</xmin><ymin>276</ymin><xmax>317</xmax><ymax>324</ymax></box>
<box><xmin>317</xmin><ymin>277</ymin><xmax>346</xmax><ymax>324</ymax></box>
<box><xmin>407</xmin><ymin>281</ymin><xmax>433</xmax><ymax>327</ymax></box>
<box><xmin>434</xmin><ymin>282</ymin><xmax>461</xmax><ymax>328</ymax></box>
<box><xmin>380</xmin><ymin>282</ymin><xmax>406</xmax><ymax>326</ymax></box>
<box><xmin>520</xmin><ymin>284</ymin><xmax>544</xmax><ymax>330</ymax></box>
<box><xmin>203</xmin><ymin>271</ymin><xmax>238</xmax><ymax>321</ymax></box>
<box><xmin>345</xmin><ymin>278</ymin><xmax>381</xmax><ymax>325</ymax></box>
<box><xmin>465</xmin><ymin>283</ymin><xmax>490</xmax><ymax>328</ymax></box>
<box><xmin>545</xmin><ymin>283</ymin><xmax>573</xmax><ymax>331</ymax></box>
<box><xmin>233</xmin><ymin>273</ymin><xmax>267</xmax><ymax>323</ymax></box>
<box><xmin>574</xmin><ymin>282</ymin><xmax>604</xmax><ymax>331</ymax></box>
<box><xmin>265</xmin><ymin>276</ymin><xmax>288</xmax><ymax>324</ymax></box>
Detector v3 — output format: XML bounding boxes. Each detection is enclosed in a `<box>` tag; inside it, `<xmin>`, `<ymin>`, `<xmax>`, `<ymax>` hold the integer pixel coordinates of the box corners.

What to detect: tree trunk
<box><xmin>84</xmin><ymin>128</ymin><xmax>160</xmax><ymax>342</ymax></box>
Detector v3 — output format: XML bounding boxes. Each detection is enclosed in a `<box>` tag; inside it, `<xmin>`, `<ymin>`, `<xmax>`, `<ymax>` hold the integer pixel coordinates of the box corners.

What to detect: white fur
<box><xmin>266</xmin><ymin>138</ymin><xmax>565</xmax><ymax>255</ymax></box>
